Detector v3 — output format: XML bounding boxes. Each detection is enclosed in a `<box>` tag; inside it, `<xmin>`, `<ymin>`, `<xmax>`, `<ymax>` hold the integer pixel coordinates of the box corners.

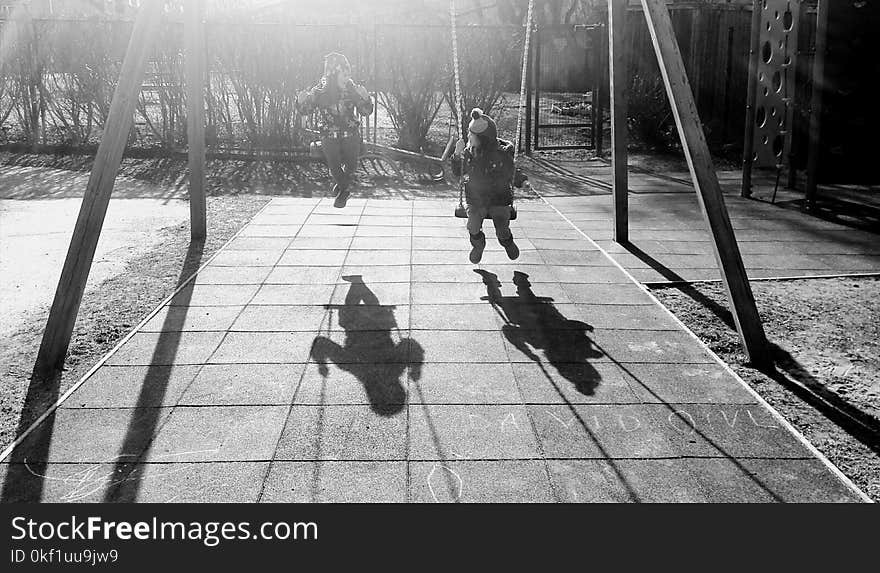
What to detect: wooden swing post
<box><xmin>185</xmin><ymin>0</ymin><xmax>207</xmax><ymax>239</ymax></box>
<box><xmin>608</xmin><ymin>0</ymin><xmax>629</xmax><ymax>244</ymax></box>
<box><xmin>639</xmin><ymin>0</ymin><xmax>769</xmax><ymax>366</ymax></box>
<box><xmin>33</xmin><ymin>1</ymin><xmax>165</xmax><ymax>378</ymax></box>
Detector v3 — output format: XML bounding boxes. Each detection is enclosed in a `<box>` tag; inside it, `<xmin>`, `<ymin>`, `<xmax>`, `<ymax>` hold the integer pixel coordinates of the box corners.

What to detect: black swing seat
<box><xmin>454</xmin><ymin>204</ymin><xmax>517</xmax><ymax>220</ymax></box>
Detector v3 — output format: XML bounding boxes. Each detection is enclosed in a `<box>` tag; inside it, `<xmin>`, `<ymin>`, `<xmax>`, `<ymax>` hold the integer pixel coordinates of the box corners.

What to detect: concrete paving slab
<box><xmin>264</xmin><ymin>266</ymin><xmax>341</xmax><ymax>284</ymax></box>
<box><xmin>120</xmin><ymin>462</ymin><xmax>270</xmax><ymax>502</ymax></box>
<box><xmin>288</xmin><ymin>236</ymin><xmax>353</xmax><ymax>250</ymax></box>
<box><xmin>292</xmin><ymin>362</ymin><xmax>410</xmax><ymax>408</ymax></box>
<box><xmin>278</xmin><ymin>249</ymin><xmax>348</xmax><ymax>267</ymax></box>
<box><xmin>193</xmin><ymin>266</ymin><xmax>272</xmax><ymax>285</ymax></box>
<box><xmin>141</xmin><ymin>305</ymin><xmax>243</xmax><ymax>332</ymax></box>
<box><xmin>209</xmin><ymin>332</ymin><xmax>316</xmax><ymax>364</ymax></box>
<box><xmin>105</xmin><ymin>331</ymin><xmax>225</xmax><ymax>365</ymax></box>
<box><xmin>231</xmin><ymin>305</ymin><xmax>328</xmax><ymax>331</ymax></box>
<box><xmin>145</xmin><ymin>405</ymin><xmax>289</xmax><ymax>462</ymax></box>
<box><xmin>513</xmin><ymin>362</ymin><xmax>640</xmax><ymax>404</ymax></box>
<box><xmin>529</xmin><ymin>404</ymin><xmax>676</xmax><ymax>459</ymax></box>
<box><xmin>238</xmin><ymin>225</ymin><xmax>302</xmax><ymax>238</ymax></box>
<box><xmin>345</xmin><ymin>249</ymin><xmax>412</xmax><ymax>266</ymax></box>
<box><xmin>648</xmin><ymin>403</ymin><xmax>815</xmax><ymax>458</ymax></box>
<box><xmin>250</xmin><ymin>283</ymin><xmax>336</xmax><ymax>305</ymax></box>
<box><xmin>13</xmin><ymin>407</ymin><xmax>171</xmax><ymax>463</ymax></box>
<box><xmin>226</xmin><ymin>237</ymin><xmax>292</xmax><ymax>251</ymax></box>
<box><xmin>410</xmin><ymin>303</ymin><xmax>502</xmax><ymax>330</ymax></box>
<box><xmin>275</xmin><ymin>405</ymin><xmax>407</xmax><ymax>460</ymax></box>
<box><xmin>168</xmin><ymin>284</ymin><xmax>259</xmax><ymax>306</ymax></box>
<box><xmin>339</xmin><ymin>265</ymin><xmax>412</xmax><ymax>283</ymax></box>
<box><xmin>548</xmin><ymin>459</ymin><xmax>710</xmax><ymax>502</ymax></box>
<box><xmin>62</xmin><ymin>365</ymin><xmax>201</xmax><ymax>409</ymax></box>
<box><xmin>409</xmin><ymin>363</ymin><xmax>522</xmax><ymax>404</ymax></box>
<box><xmin>178</xmin><ymin>364</ymin><xmax>304</xmax><ymax>406</ymax></box>
<box><xmin>350</xmin><ymin>236</ymin><xmax>412</xmax><ymax>250</ymax></box>
<box><xmin>408</xmin><ymin>404</ymin><xmax>541</xmax><ymax>460</ymax></box>
<box><xmin>0</xmin><ymin>462</ymin><xmax>128</xmax><ymax>502</ymax></box>
<box><xmin>621</xmin><ymin>363</ymin><xmax>758</xmax><ymax>404</ymax></box>
<box><xmin>297</xmin><ymin>224</ymin><xmax>357</xmax><ymax>237</ymax></box>
<box><xmin>410</xmin><ymin>461</ymin><xmax>554</xmax><ymax>503</ymax></box>
<box><xmin>416</xmin><ymin>330</ymin><xmax>509</xmax><ymax>363</ymax></box>
<box><xmin>261</xmin><ymin>461</ymin><xmax>407</xmax><ymax>503</ymax></box>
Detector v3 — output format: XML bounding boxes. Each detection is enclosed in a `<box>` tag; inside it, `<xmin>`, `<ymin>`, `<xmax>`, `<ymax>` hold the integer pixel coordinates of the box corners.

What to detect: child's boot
<box><xmin>500</xmin><ymin>235</ymin><xmax>520</xmax><ymax>260</ymax></box>
<box><xmin>469</xmin><ymin>231</ymin><xmax>486</xmax><ymax>264</ymax></box>
<box><xmin>333</xmin><ymin>184</ymin><xmax>350</xmax><ymax>208</ymax></box>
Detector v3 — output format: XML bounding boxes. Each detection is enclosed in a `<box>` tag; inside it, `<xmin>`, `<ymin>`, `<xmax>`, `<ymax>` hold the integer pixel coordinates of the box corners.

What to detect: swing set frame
<box><xmin>32</xmin><ymin>0</ymin><xmax>769</xmax><ymax>378</ymax></box>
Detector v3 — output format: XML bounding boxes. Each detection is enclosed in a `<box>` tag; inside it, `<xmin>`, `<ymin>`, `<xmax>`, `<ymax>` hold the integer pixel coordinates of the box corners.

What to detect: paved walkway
<box><xmin>0</xmin><ymin>196</ymin><xmax>869</xmax><ymax>502</ymax></box>
<box><xmin>528</xmin><ymin>159</ymin><xmax>880</xmax><ymax>283</ymax></box>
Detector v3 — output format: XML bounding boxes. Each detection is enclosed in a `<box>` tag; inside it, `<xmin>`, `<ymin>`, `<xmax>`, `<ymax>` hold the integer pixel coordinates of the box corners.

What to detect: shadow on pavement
<box><xmin>310</xmin><ymin>275</ymin><xmax>423</xmax><ymax>417</ymax></box>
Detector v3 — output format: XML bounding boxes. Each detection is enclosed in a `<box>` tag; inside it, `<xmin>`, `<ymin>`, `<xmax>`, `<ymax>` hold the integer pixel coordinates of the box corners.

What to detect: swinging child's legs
<box><xmin>322</xmin><ymin>135</ymin><xmax>360</xmax><ymax>208</ymax></box>
<box><xmin>465</xmin><ymin>205</ymin><xmax>519</xmax><ymax>263</ymax></box>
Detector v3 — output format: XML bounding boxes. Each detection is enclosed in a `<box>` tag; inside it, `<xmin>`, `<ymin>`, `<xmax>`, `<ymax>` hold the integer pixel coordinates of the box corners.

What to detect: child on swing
<box><xmin>296</xmin><ymin>52</ymin><xmax>373</xmax><ymax>208</ymax></box>
<box><xmin>452</xmin><ymin>108</ymin><xmax>520</xmax><ymax>264</ymax></box>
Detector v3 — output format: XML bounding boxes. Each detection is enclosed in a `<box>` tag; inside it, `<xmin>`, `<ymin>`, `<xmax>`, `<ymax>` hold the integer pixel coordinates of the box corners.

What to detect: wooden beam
<box><xmin>804</xmin><ymin>0</ymin><xmax>828</xmax><ymax>210</ymax></box>
<box><xmin>33</xmin><ymin>0</ymin><xmax>164</xmax><ymax>378</ymax></box>
<box><xmin>609</xmin><ymin>0</ymin><xmax>629</xmax><ymax>243</ymax></box>
<box><xmin>639</xmin><ymin>0</ymin><xmax>769</xmax><ymax>366</ymax></box>
<box><xmin>185</xmin><ymin>0</ymin><xmax>207</xmax><ymax>239</ymax></box>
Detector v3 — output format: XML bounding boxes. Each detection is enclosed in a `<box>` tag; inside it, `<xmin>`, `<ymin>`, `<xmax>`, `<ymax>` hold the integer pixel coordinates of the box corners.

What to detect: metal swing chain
<box><xmin>513</xmin><ymin>0</ymin><xmax>535</xmax><ymax>166</ymax></box>
<box><xmin>450</xmin><ymin>0</ymin><xmax>466</xmax><ymax>208</ymax></box>
<box><xmin>449</xmin><ymin>0</ymin><xmax>533</xmax><ymax>211</ymax></box>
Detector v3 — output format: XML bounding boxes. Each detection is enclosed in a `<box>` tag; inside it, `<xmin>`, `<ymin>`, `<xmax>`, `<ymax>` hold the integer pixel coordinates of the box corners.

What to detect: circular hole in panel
<box><xmin>779</xmin><ymin>39</ymin><xmax>785</xmax><ymax>50</ymax></box>
<box><xmin>762</xmin><ymin>0</ymin><xmax>767</xmax><ymax>9</ymax></box>
<box><xmin>772</xmin><ymin>71</ymin><xmax>782</xmax><ymax>92</ymax></box>
<box><xmin>784</xmin><ymin>54</ymin><xmax>792</xmax><ymax>66</ymax></box>
<box><xmin>758</xmin><ymin>72</ymin><xmax>765</xmax><ymax>82</ymax></box>
<box><xmin>753</xmin><ymin>152</ymin><xmax>759</xmax><ymax>162</ymax></box>
<box><xmin>773</xmin><ymin>135</ymin><xmax>784</xmax><ymax>157</ymax></box>
<box><xmin>762</xmin><ymin>135</ymin><xmax>769</xmax><ymax>145</ymax></box>
<box><xmin>770</xmin><ymin>107</ymin><xmax>778</xmax><ymax>117</ymax></box>
<box><xmin>762</xmin><ymin>41</ymin><xmax>772</xmax><ymax>63</ymax></box>
<box><xmin>766</xmin><ymin>22</ymin><xmax>772</xmax><ymax>32</ymax></box>
<box><xmin>783</xmin><ymin>9</ymin><xmax>793</xmax><ymax>30</ymax></box>
<box><xmin>775</xmin><ymin>11</ymin><xmax>780</xmax><ymax>20</ymax></box>
<box><xmin>763</xmin><ymin>86</ymin><xmax>769</xmax><ymax>97</ymax></box>
<box><xmin>756</xmin><ymin>106</ymin><xmax>767</xmax><ymax>127</ymax></box>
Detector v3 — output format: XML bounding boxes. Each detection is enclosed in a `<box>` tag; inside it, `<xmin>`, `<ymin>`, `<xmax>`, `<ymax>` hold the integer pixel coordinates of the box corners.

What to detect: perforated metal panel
<box><xmin>752</xmin><ymin>0</ymin><xmax>800</xmax><ymax>168</ymax></box>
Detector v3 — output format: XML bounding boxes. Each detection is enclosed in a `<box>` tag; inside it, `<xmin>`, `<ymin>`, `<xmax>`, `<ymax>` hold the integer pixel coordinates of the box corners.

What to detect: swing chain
<box><xmin>449</xmin><ymin>0</ymin><xmax>533</xmax><ymax>216</ymax></box>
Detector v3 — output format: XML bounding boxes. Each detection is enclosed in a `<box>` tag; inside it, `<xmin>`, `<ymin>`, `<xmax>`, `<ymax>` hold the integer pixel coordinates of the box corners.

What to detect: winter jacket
<box><xmin>452</xmin><ymin>138</ymin><xmax>515</xmax><ymax>208</ymax></box>
<box><xmin>297</xmin><ymin>77</ymin><xmax>373</xmax><ymax>137</ymax></box>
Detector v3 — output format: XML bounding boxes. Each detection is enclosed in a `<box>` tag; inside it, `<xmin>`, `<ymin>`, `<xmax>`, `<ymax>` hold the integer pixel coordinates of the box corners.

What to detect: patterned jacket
<box><xmin>452</xmin><ymin>138</ymin><xmax>516</xmax><ymax>208</ymax></box>
<box><xmin>297</xmin><ymin>77</ymin><xmax>374</xmax><ymax>137</ymax></box>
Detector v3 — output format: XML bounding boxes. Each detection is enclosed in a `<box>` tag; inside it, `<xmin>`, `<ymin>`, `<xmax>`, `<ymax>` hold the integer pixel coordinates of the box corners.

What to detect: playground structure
<box><xmin>33</xmin><ymin>0</ymin><xmax>773</xmax><ymax>378</ymax></box>
<box><xmin>742</xmin><ymin>0</ymin><xmax>880</xmax><ymax>208</ymax></box>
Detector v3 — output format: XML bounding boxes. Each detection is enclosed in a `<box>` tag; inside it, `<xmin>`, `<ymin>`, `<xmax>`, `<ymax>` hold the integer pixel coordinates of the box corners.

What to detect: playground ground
<box><xmin>0</xmin><ymin>152</ymin><xmax>877</xmax><ymax>501</ymax></box>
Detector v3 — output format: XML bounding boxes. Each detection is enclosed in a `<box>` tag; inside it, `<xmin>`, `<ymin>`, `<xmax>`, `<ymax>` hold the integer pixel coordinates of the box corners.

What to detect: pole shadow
<box><xmin>0</xmin><ymin>240</ymin><xmax>205</xmax><ymax>503</ymax></box>
<box><xmin>625</xmin><ymin>241</ymin><xmax>880</xmax><ymax>453</ymax></box>
<box><xmin>310</xmin><ymin>275</ymin><xmax>422</xmax><ymax>417</ymax></box>
<box><xmin>100</xmin><ymin>239</ymin><xmax>205</xmax><ymax>502</ymax></box>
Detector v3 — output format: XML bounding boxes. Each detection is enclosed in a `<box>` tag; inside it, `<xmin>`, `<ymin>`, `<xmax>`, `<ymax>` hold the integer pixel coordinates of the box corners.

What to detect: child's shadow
<box><xmin>310</xmin><ymin>275</ymin><xmax>423</xmax><ymax>416</ymax></box>
<box><xmin>475</xmin><ymin>269</ymin><xmax>603</xmax><ymax>395</ymax></box>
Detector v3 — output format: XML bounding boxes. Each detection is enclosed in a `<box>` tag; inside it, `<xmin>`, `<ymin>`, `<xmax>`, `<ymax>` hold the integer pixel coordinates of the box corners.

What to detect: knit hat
<box><xmin>324</xmin><ymin>52</ymin><xmax>351</xmax><ymax>77</ymax></box>
<box><xmin>468</xmin><ymin>108</ymin><xmax>498</xmax><ymax>147</ymax></box>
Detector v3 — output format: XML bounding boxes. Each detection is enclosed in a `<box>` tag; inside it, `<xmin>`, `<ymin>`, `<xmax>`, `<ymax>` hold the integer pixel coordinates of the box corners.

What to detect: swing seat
<box><xmin>454</xmin><ymin>204</ymin><xmax>517</xmax><ymax>220</ymax></box>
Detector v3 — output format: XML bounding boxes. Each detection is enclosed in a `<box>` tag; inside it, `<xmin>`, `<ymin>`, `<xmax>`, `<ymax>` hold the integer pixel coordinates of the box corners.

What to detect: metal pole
<box><xmin>804</xmin><ymin>0</ymin><xmax>827</xmax><ymax>210</ymax></box>
<box><xmin>741</xmin><ymin>0</ymin><xmax>762</xmax><ymax>198</ymax></box>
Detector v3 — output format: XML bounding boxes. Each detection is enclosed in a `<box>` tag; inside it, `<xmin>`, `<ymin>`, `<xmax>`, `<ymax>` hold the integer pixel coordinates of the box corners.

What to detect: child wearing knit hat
<box><xmin>452</xmin><ymin>108</ymin><xmax>520</xmax><ymax>263</ymax></box>
<box><xmin>296</xmin><ymin>52</ymin><xmax>373</xmax><ymax>208</ymax></box>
